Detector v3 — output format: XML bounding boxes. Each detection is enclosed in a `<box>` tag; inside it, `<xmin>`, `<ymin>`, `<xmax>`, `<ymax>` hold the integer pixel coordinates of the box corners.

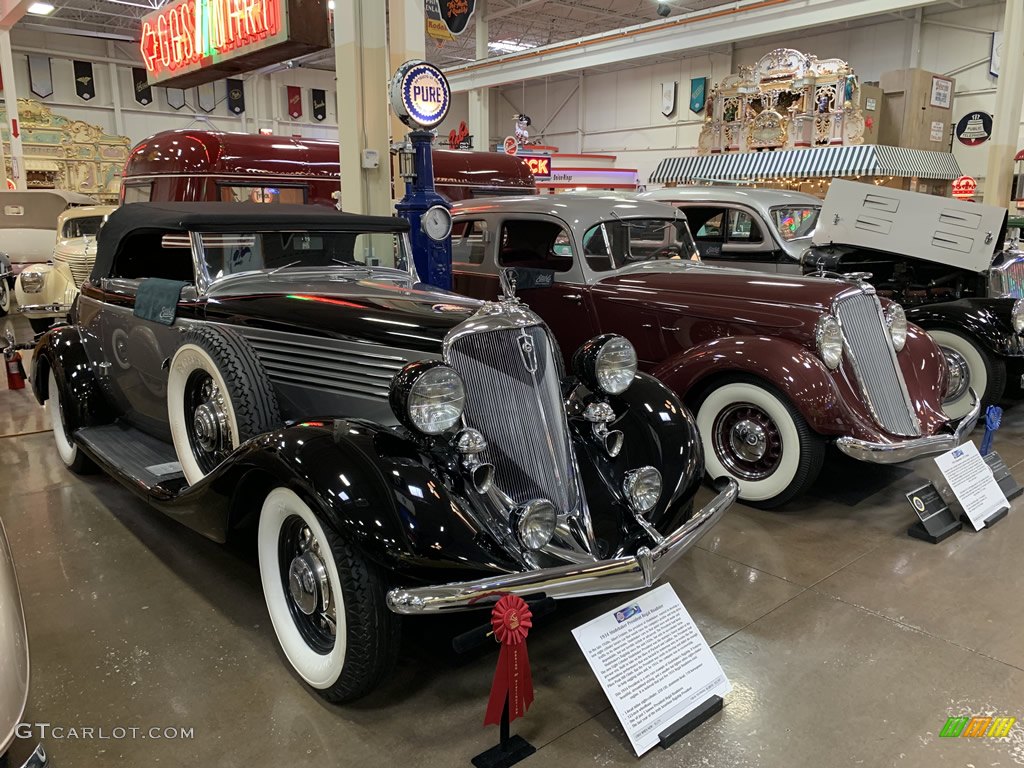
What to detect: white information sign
<box><xmin>930</xmin><ymin>120</ymin><xmax>945</xmax><ymax>142</ymax></box>
<box><xmin>571</xmin><ymin>583</ymin><xmax>730</xmax><ymax>756</ymax></box>
<box><xmin>934</xmin><ymin>441</ymin><xmax>1008</xmax><ymax>531</ymax></box>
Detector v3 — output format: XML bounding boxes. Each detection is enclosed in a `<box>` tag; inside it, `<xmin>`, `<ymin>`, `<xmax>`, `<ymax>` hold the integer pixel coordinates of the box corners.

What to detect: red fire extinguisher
<box><xmin>5</xmin><ymin>349</ymin><xmax>25</xmax><ymax>390</ymax></box>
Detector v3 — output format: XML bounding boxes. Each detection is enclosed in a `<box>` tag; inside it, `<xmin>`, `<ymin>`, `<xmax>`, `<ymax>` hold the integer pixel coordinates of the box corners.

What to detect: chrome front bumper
<box><xmin>386</xmin><ymin>478</ymin><xmax>738</xmax><ymax>615</ymax></box>
<box><xmin>835</xmin><ymin>389</ymin><xmax>981</xmax><ymax>465</ymax></box>
<box><xmin>17</xmin><ymin>303</ymin><xmax>70</xmax><ymax>318</ymax></box>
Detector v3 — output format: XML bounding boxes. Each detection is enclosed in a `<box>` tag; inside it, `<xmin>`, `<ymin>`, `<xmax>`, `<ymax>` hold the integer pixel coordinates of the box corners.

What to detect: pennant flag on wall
<box><xmin>27</xmin><ymin>55</ymin><xmax>53</xmax><ymax>99</ymax></box>
<box><xmin>286</xmin><ymin>86</ymin><xmax>302</xmax><ymax>119</ymax></box>
<box><xmin>166</xmin><ymin>88</ymin><xmax>186</xmax><ymax>110</ymax></box>
<box><xmin>197</xmin><ymin>82</ymin><xmax>216</xmax><ymax>113</ymax></box>
<box><xmin>132</xmin><ymin>68</ymin><xmax>152</xmax><ymax>106</ymax></box>
<box><xmin>690</xmin><ymin>77</ymin><xmax>707</xmax><ymax>114</ymax></box>
<box><xmin>311</xmin><ymin>88</ymin><xmax>326</xmax><ymax>122</ymax></box>
<box><xmin>226</xmin><ymin>79</ymin><xmax>245</xmax><ymax>114</ymax></box>
<box><xmin>73</xmin><ymin>61</ymin><xmax>95</xmax><ymax>101</ymax></box>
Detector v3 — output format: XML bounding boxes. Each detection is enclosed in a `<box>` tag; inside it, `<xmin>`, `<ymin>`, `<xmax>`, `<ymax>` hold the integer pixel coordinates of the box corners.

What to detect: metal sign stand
<box><xmin>657</xmin><ymin>696</ymin><xmax>724</xmax><ymax>748</ymax></box>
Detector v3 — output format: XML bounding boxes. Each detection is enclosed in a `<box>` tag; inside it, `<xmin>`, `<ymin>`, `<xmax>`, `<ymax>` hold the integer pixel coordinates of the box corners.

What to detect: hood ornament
<box><xmin>499</xmin><ymin>267</ymin><xmax>519</xmax><ymax>302</ymax></box>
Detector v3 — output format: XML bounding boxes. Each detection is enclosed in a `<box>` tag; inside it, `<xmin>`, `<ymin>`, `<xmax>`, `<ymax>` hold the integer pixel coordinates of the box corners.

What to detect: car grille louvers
<box><xmin>835</xmin><ymin>291</ymin><xmax>921</xmax><ymax>437</ymax></box>
<box><xmin>446</xmin><ymin>324</ymin><xmax>577</xmax><ymax>513</ymax></box>
<box><xmin>53</xmin><ymin>249</ymin><xmax>94</xmax><ymax>288</ymax></box>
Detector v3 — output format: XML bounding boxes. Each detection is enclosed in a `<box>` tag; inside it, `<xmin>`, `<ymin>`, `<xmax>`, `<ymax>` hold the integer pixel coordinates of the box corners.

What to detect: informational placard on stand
<box><xmin>572</xmin><ymin>583</ymin><xmax>730</xmax><ymax>756</ymax></box>
<box><xmin>934</xmin><ymin>442</ymin><xmax>1009</xmax><ymax>531</ymax></box>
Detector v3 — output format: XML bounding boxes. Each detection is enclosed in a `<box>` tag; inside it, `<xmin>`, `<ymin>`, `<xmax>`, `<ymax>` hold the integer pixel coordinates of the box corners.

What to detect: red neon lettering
<box><xmin>157</xmin><ymin>14</ymin><xmax>171</xmax><ymax>68</ymax></box>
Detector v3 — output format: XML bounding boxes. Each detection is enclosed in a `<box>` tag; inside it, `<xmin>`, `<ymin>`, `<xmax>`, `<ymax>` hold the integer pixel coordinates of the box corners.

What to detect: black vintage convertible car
<box><xmin>32</xmin><ymin>203</ymin><xmax>736</xmax><ymax>702</ymax></box>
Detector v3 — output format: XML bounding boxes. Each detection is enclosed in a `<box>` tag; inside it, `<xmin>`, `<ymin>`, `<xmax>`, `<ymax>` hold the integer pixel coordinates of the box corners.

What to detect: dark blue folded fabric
<box><xmin>133</xmin><ymin>278</ymin><xmax>188</xmax><ymax>326</ymax></box>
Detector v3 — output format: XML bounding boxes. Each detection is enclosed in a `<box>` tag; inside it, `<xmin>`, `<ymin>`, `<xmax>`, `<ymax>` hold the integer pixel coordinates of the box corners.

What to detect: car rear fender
<box><xmin>650</xmin><ymin>336</ymin><xmax>846</xmax><ymax>435</ymax></box>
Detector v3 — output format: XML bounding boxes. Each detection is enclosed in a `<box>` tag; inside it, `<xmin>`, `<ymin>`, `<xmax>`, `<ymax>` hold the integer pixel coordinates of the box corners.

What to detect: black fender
<box><xmin>151</xmin><ymin>420</ymin><xmax>521</xmax><ymax>581</ymax></box>
<box><xmin>30</xmin><ymin>325</ymin><xmax>114</xmax><ymax>430</ymax></box>
<box><xmin>566</xmin><ymin>372</ymin><xmax>702</xmax><ymax>550</ymax></box>
<box><xmin>905</xmin><ymin>299</ymin><xmax>1020</xmax><ymax>358</ymax></box>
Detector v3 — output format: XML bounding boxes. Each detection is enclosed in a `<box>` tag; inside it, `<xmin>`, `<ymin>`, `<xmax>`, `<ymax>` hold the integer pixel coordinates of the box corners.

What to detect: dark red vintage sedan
<box><xmin>451</xmin><ymin>194</ymin><xmax>980</xmax><ymax>508</ymax></box>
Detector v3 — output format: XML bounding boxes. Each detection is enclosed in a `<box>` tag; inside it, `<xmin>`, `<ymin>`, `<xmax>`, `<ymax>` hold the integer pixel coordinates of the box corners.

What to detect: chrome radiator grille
<box><xmin>447</xmin><ymin>325</ymin><xmax>577</xmax><ymax>512</ymax></box>
<box><xmin>244</xmin><ymin>331</ymin><xmax>408</xmax><ymax>400</ymax></box>
<box><xmin>53</xmin><ymin>249</ymin><xmax>94</xmax><ymax>288</ymax></box>
<box><xmin>835</xmin><ymin>292</ymin><xmax>920</xmax><ymax>437</ymax></box>
<box><xmin>991</xmin><ymin>256</ymin><xmax>1024</xmax><ymax>298</ymax></box>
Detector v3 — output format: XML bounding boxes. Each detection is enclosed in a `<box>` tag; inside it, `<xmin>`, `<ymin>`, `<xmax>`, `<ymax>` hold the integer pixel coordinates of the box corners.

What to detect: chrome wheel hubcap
<box><xmin>191</xmin><ymin>378</ymin><xmax>228</xmax><ymax>454</ymax></box>
<box><xmin>288</xmin><ymin>550</ymin><xmax>330</xmax><ymax>616</ymax></box>
<box><xmin>280</xmin><ymin>521</ymin><xmax>336</xmax><ymax>653</ymax></box>
<box><xmin>730</xmin><ymin>419</ymin><xmax>768</xmax><ymax>462</ymax></box>
<box><xmin>942</xmin><ymin>347</ymin><xmax>970</xmax><ymax>402</ymax></box>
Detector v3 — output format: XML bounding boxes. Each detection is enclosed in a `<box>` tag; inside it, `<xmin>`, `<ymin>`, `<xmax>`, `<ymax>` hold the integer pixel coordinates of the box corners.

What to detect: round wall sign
<box><xmin>955</xmin><ymin>111</ymin><xmax>993</xmax><ymax>146</ymax></box>
<box><xmin>389</xmin><ymin>60</ymin><xmax>450</xmax><ymax>129</ymax></box>
<box><xmin>503</xmin><ymin>136</ymin><xmax>518</xmax><ymax>155</ymax></box>
<box><xmin>952</xmin><ymin>175</ymin><xmax>978</xmax><ymax>199</ymax></box>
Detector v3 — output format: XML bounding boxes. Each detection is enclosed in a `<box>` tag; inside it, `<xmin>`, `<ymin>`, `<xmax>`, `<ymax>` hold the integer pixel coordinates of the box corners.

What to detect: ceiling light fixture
<box><xmin>327</xmin><ymin>0</ymin><xmax>334</xmax><ymax>9</ymax></box>
<box><xmin>488</xmin><ymin>39</ymin><xmax>534</xmax><ymax>53</ymax></box>
<box><xmin>656</xmin><ymin>1</ymin><xmax>670</xmax><ymax>17</ymax></box>
<box><xmin>27</xmin><ymin>2</ymin><xmax>54</xmax><ymax>14</ymax></box>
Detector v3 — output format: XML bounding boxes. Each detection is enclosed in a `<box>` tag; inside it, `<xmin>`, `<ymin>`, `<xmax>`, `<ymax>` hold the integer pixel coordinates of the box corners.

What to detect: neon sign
<box><xmin>139</xmin><ymin>0</ymin><xmax>328</xmax><ymax>88</ymax></box>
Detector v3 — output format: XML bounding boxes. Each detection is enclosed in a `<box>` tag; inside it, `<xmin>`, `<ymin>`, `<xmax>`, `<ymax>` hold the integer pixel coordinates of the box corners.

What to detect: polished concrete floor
<box><xmin>2</xmin><ymin>313</ymin><xmax>1024</xmax><ymax>767</ymax></box>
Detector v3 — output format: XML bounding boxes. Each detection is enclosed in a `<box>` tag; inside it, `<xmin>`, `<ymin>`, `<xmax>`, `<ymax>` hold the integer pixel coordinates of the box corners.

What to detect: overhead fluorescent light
<box><xmin>488</xmin><ymin>39</ymin><xmax>535</xmax><ymax>54</ymax></box>
<box><xmin>327</xmin><ymin>0</ymin><xmax>334</xmax><ymax>8</ymax></box>
<box><xmin>27</xmin><ymin>2</ymin><xmax>54</xmax><ymax>13</ymax></box>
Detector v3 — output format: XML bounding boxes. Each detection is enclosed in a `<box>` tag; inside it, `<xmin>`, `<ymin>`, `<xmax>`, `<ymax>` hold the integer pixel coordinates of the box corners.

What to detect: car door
<box><xmin>451</xmin><ymin>214</ymin><xmax>599</xmax><ymax>363</ymax></box>
<box><xmin>95</xmin><ymin>229</ymin><xmax>203</xmax><ymax>440</ymax></box>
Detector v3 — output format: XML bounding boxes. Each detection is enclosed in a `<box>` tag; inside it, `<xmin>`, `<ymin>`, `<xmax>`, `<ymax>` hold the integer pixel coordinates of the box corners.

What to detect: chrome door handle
<box><xmin>564</xmin><ymin>294</ymin><xmax>583</xmax><ymax>303</ymax></box>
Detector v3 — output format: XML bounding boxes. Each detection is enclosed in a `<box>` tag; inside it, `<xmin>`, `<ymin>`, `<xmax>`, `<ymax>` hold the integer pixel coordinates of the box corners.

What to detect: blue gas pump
<box><xmin>389</xmin><ymin>60</ymin><xmax>454</xmax><ymax>290</ymax></box>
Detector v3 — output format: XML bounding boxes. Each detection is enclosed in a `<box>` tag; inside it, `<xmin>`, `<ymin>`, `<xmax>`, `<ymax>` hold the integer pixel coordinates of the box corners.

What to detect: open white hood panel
<box><xmin>814</xmin><ymin>179</ymin><xmax>1006</xmax><ymax>273</ymax></box>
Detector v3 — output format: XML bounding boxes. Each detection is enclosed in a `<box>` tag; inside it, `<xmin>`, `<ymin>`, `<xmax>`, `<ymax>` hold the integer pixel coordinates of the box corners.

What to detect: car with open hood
<box><xmin>15</xmin><ymin>205</ymin><xmax>116</xmax><ymax>334</ymax></box>
<box><xmin>451</xmin><ymin>193</ymin><xmax>979</xmax><ymax>508</ymax></box>
<box><xmin>33</xmin><ymin>202</ymin><xmax>734</xmax><ymax>702</ymax></box>
<box><xmin>642</xmin><ymin>181</ymin><xmax>1024</xmax><ymax>420</ymax></box>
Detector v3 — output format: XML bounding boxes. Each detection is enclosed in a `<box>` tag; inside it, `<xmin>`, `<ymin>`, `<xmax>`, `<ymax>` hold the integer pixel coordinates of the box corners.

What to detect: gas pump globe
<box><xmin>389</xmin><ymin>60</ymin><xmax>454</xmax><ymax>290</ymax></box>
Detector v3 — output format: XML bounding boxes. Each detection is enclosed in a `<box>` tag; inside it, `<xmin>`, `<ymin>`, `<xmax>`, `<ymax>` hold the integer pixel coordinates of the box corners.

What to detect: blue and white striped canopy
<box><xmin>649</xmin><ymin>145</ymin><xmax>962</xmax><ymax>185</ymax></box>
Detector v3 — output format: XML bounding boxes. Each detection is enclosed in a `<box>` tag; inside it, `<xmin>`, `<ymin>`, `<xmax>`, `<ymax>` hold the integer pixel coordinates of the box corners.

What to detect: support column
<box><xmin>984</xmin><ymin>0</ymin><xmax>1024</xmax><ymax>206</ymax></box>
<box><xmin>0</xmin><ymin>30</ymin><xmax>24</xmax><ymax>190</ymax></box>
<box><xmin>106</xmin><ymin>43</ymin><xmax>125</xmax><ymax>137</ymax></box>
<box><xmin>335</xmin><ymin>0</ymin><xmax>392</xmax><ymax>216</ymax></box>
<box><xmin>387</xmin><ymin>0</ymin><xmax>425</xmax><ymax>144</ymax></box>
<box><xmin>468</xmin><ymin>0</ymin><xmax>489</xmax><ymax>150</ymax></box>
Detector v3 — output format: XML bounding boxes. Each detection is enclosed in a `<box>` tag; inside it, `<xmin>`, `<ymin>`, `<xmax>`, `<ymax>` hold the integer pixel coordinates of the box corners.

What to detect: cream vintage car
<box><xmin>15</xmin><ymin>205</ymin><xmax>115</xmax><ymax>334</ymax></box>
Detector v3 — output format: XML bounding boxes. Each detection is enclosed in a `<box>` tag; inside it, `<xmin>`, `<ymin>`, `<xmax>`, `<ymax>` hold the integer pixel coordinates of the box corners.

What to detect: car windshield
<box><xmin>770</xmin><ymin>206</ymin><xmax>820</xmax><ymax>241</ymax></box>
<box><xmin>199</xmin><ymin>231</ymin><xmax>410</xmax><ymax>280</ymax></box>
<box><xmin>581</xmin><ymin>218</ymin><xmax>699</xmax><ymax>271</ymax></box>
<box><xmin>63</xmin><ymin>216</ymin><xmax>105</xmax><ymax>238</ymax></box>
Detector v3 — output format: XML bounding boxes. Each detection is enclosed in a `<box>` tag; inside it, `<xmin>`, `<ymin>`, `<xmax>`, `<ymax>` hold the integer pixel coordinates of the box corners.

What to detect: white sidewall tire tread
<box><xmin>258</xmin><ymin>488</ymin><xmax>348</xmax><ymax>690</ymax></box>
<box><xmin>697</xmin><ymin>381</ymin><xmax>803</xmax><ymax>503</ymax></box>
<box><xmin>930</xmin><ymin>330</ymin><xmax>990</xmax><ymax>421</ymax></box>
<box><xmin>48</xmin><ymin>370</ymin><xmax>78</xmax><ymax>467</ymax></box>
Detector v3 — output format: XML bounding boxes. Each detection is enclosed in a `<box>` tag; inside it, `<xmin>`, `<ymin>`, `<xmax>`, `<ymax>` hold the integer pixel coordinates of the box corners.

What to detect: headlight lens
<box><xmin>886</xmin><ymin>303</ymin><xmax>908</xmax><ymax>351</ymax></box>
<box><xmin>513</xmin><ymin>500</ymin><xmax>557</xmax><ymax>551</ymax></box>
<box><xmin>1013</xmin><ymin>298</ymin><xmax>1024</xmax><ymax>334</ymax></box>
<box><xmin>389</xmin><ymin>362</ymin><xmax>465</xmax><ymax>435</ymax></box>
<box><xmin>573</xmin><ymin>334</ymin><xmax>638</xmax><ymax>395</ymax></box>
<box><xmin>20</xmin><ymin>271</ymin><xmax>45</xmax><ymax>293</ymax></box>
<box><xmin>623</xmin><ymin>466</ymin><xmax>663</xmax><ymax>515</ymax></box>
<box><xmin>815</xmin><ymin>314</ymin><xmax>843</xmax><ymax>370</ymax></box>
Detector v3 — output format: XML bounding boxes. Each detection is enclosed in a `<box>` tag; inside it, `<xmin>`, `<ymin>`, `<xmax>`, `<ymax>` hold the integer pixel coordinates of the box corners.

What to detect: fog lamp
<box><xmin>1013</xmin><ymin>298</ymin><xmax>1024</xmax><ymax>334</ymax></box>
<box><xmin>623</xmin><ymin>466</ymin><xmax>662</xmax><ymax>515</ymax></box>
<box><xmin>512</xmin><ymin>499</ymin><xmax>557</xmax><ymax>551</ymax></box>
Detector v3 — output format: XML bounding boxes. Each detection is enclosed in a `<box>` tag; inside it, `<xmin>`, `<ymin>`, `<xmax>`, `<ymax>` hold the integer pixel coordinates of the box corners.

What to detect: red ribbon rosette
<box><xmin>483</xmin><ymin>594</ymin><xmax>535</xmax><ymax>726</ymax></box>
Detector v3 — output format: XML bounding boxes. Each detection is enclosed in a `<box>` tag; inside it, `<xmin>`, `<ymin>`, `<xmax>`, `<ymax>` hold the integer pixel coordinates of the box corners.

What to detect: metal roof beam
<box><xmin>446</xmin><ymin>0</ymin><xmax>949</xmax><ymax>93</ymax></box>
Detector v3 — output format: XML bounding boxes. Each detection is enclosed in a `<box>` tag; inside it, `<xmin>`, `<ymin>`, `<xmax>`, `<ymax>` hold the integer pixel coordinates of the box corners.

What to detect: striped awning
<box><xmin>649</xmin><ymin>145</ymin><xmax>961</xmax><ymax>184</ymax></box>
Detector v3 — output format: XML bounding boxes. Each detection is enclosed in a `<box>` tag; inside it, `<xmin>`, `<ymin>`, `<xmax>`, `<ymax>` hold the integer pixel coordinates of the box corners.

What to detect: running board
<box><xmin>75</xmin><ymin>422</ymin><xmax>185</xmax><ymax>492</ymax></box>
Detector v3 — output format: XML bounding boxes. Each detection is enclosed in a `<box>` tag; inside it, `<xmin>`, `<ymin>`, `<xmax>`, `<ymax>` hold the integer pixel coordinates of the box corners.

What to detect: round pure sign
<box><xmin>390</xmin><ymin>60</ymin><xmax>450</xmax><ymax>129</ymax></box>
<box><xmin>503</xmin><ymin>136</ymin><xmax>518</xmax><ymax>155</ymax></box>
<box><xmin>955</xmin><ymin>111</ymin><xmax>993</xmax><ymax>146</ymax></box>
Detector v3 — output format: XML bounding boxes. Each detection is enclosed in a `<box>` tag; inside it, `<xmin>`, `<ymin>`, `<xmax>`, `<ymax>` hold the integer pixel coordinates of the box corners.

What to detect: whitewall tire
<box><xmin>0</xmin><ymin>278</ymin><xmax>11</xmax><ymax>316</ymax></box>
<box><xmin>166</xmin><ymin>326</ymin><xmax>279</xmax><ymax>485</ymax></box>
<box><xmin>47</xmin><ymin>369</ymin><xmax>93</xmax><ymax>474</ymax></box>
<box><xmin>257</xmin><ymin>487</ymin><xmax>399</xmax><ymax>702</ymax></box>
<box><xmin>929</xmin><ymin>330</ymin><xmax>1004</xmax><ymax>421</ymax></box>
<box><xmin>696</xmin><ymin>378</ymin><xmax>825</xmax><ymax>508</ymax></box>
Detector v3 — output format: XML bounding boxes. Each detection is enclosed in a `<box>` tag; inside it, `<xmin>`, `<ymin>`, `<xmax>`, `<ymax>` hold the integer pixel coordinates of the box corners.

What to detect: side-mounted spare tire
<box><xmin>167</xmin><ymin>325</ymin><xmax>280</xmax><ymax>485</ymax></box>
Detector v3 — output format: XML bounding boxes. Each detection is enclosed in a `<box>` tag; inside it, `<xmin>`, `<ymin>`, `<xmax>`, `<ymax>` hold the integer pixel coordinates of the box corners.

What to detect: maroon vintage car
<box><xmin>451</xmin><ymin>194</ymin><xmax>979</xmax><ymax>508</ymax></box>
<box><xmin>120</xmin><ymin>130</ymin><xmax>536</xmax><ymax>206</ymax></box>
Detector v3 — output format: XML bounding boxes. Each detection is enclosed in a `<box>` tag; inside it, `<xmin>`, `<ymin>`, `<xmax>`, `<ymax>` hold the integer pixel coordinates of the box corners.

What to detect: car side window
<box><xmin>497</xmin><ymin>219</ymin><xmax>573</xmax><ymax>273</ymax></box>
<box><xmin>109</xmin><ymin>231</ymin><xmax>195</xmax><ymax>282</ymax></box>
<box><xmin>679</xmin><ymin>207</ymin><xmax>725</xmax><ymax>241</ymax></box>
<box><xmin>727</xmin><ymin>209</ymin><xmax>764</xmax><ymax>244</ymax></box>
<box><xmin>452</xmin><ymin>220</ymin><xmax>489</xmax><ymax>265</ymax></box>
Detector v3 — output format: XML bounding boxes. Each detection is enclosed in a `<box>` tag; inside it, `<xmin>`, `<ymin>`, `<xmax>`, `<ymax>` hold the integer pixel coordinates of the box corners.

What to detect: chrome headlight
<box><xmin>885</xmin><ymin>303</ymin><xmax>908</xmax><ymax>351</ymax></box>
<box><xmin>20</xmin><ymin>271</ymin><xmax>45</xmax><ymax>293</ymax></box>
<box><xmin>1013</xmin><ymin>298</ymin><xmax>1024</xmax><ymax>334</ymax></box>
<box><xmin>573</xmin><ymin>334</ymin><xmax>638</xmax><ymax>395</ymax></box>
<box><xmin>815</xmin><ymin>314</ymin><xmax>843</xmax><ymax>370</ymax></box>
<box><xmin>512</xmin><ymin>499</ymin><xmax>557</xmax><ymax>551</ymax></box>
<box><xmin>623</xmin><ymin>466</ymin><xmax>662</xmax><ymax>515</ymax></box>
<box><xmin>389</xmin><ymin>361</ymin><xmax>466</xmax><ymax>435</ymax></box>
